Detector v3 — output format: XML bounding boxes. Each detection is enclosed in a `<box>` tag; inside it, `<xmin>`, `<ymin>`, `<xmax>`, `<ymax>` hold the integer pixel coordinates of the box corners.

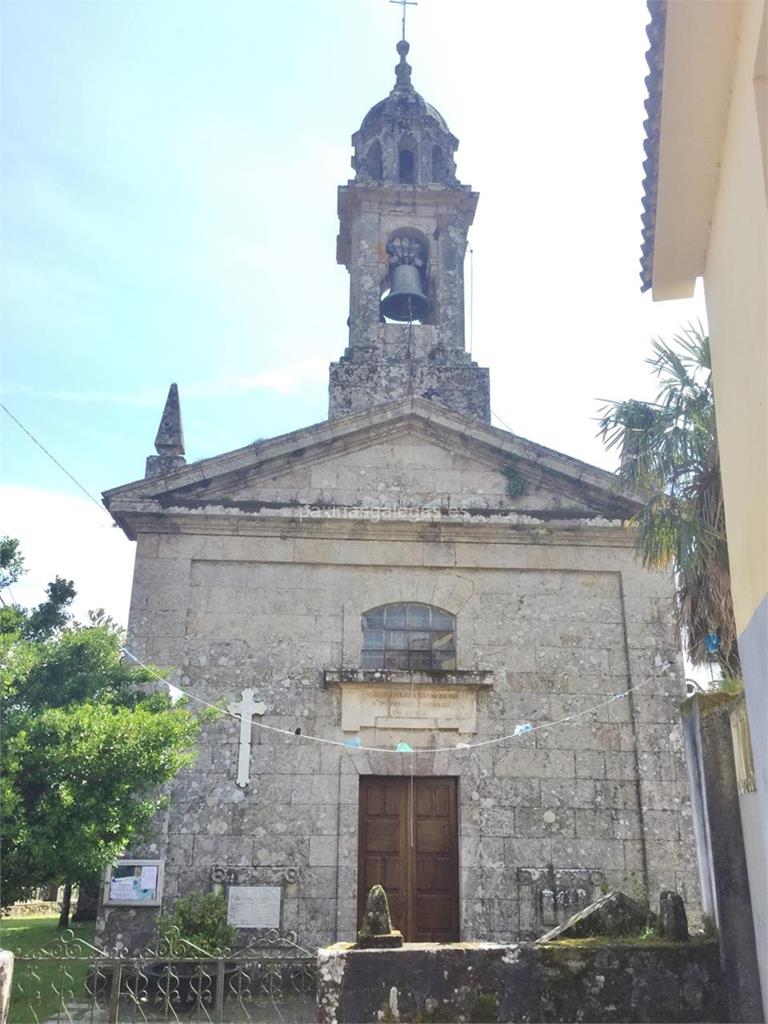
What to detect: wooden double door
<box><xmin>358</xmin><ymin>777</ymin><xmax>459</xmax><ymax>942</ymax></box>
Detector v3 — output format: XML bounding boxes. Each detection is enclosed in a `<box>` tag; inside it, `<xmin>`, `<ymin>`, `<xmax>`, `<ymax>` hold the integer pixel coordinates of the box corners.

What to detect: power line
<box><xmin>491</xmin><ymin>408</ymin><xmax>516</xmax><ymax>434</ymax></box>
<box><xmin>467</xmin><ymin>245</ymin><xmax>474</xmax><ymax>356</ymax></box>
<box><xmin>1</xmin><ymin>402</ymin><xmax>108</xmax><ymax>516</ymax></box>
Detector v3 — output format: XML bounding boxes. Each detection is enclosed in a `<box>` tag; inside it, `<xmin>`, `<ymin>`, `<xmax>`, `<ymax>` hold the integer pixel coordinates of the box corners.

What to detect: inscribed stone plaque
<box><xmin>341</xmin><ymin>685</ymin><xmax>477</xmax><ymax>733</ymax></box>
<box><xmin>227</xmin><ymin>885</ymin><xmax>281</xmax><ymax>928</ymax></box>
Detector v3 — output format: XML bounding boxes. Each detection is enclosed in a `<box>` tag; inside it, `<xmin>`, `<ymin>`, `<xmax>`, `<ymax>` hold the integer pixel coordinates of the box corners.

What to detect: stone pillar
<box><xmin>0</xmin><ymin>950</ymin><xmax>14</xmax><ymax>1024</ymax></box>
<box><xmin>684</xmin><ymin>695</ymin><xmax>764</xmax><ymax>1023</ymax></box>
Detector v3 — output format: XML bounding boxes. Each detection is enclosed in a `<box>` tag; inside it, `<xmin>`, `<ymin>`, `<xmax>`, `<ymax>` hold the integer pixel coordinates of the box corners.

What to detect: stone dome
<box><xmin>360</xmin><ymin>93</ymin><xmax>451</xmax><ymax>136</ymax></box>
<box><xmin>350</xmin><ymin>40</ymin><xmax>461</xmax><ymax>187</ymax></box>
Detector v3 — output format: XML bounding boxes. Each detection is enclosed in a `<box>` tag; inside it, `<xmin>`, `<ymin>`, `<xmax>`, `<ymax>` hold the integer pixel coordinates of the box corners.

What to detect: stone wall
<box><xmin>97</xmin><ymin>508</ymin><xmax>699</xmax><ymax>953</ymax></box>
<box><xmin>170</xmin><ymin>423</ymin><xmax>613</xmax><ymax>516</ymax></box>
<box><xmin>316</xmin><ymin>941</ymin><xmax>726</xmax><ymax>1024</ymax></box>
<box><xmin>329</xmin><ymin>326</ymin><xmax>490</xmax><ymax>422</ymax></box>
<box><xmin>681</xmin><ymin>694</ymin><xmax>764</xmax><ymax>1022</ymax></box>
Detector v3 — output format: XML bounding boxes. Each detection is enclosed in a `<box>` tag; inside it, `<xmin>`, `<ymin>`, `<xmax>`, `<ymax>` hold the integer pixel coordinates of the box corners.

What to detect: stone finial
<box><xmin>154</xmin><ymin>383</ymin><xmax>185</xmax><ymax>456</ymax></box>
<box><xmin>356</xmin><ymin>885</ymin><xmax>403</xmax><ymax>948</ymax></box>
<box><xmin>394</xmin><ymin>39</ymin><xmax>413</xmax><ymax>90</ymax></box>
<box><xmin>145</xmin><ymin>383</ymin><xmax>187</xmax><ymax>479</ymax></box>
<box><xmin>658</xmin><ymin>891</ymin><xmax>689</xmax><ymax>942</ymax></box>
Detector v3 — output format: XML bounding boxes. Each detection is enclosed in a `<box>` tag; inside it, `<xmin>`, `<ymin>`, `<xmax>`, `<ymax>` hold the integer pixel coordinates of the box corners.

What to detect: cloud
<box><xmin>0</xmin><ymin>385</ymin><xmax>161</xmax><ymax>407</ymax></box>
<box><xmin>182</xmin><ymin>359</ymin><xmax>328</xmax><ymax>399</ymax></box>
<box><xmin>0</xmin><ymin>358</ymin><xmax>329</xmax><ymax>406</ymax></box>
<box><xmin>0</xmin><ymin>486</ymin><xmax>134</xmax><ymax>627</ymax></box>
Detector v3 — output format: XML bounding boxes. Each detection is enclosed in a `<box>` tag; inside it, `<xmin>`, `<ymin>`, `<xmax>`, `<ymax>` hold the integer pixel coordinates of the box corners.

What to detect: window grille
<box><xmin>361</xmin><ymin>603</ymin><xmax>456</xmax><ymax>671</ymax></box>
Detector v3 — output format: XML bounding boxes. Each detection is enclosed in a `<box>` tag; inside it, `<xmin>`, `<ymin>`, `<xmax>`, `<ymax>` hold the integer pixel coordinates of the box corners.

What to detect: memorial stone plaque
<box><xmin>227</xmin><ymin>885</ymin><xmax>282</xmax><ymax>928</ymax></box>
<box><xmin>341</xmin><ymin>684</ymin><xmax>478</xmax><ymax>733</ymax></box>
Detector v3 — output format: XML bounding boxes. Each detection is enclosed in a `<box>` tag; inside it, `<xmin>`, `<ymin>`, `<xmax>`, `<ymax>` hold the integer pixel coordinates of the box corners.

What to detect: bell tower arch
<box><xmin>330</xmin><ymin>39</ymin><xmax>490</xmax><ymax>422</ymax></box>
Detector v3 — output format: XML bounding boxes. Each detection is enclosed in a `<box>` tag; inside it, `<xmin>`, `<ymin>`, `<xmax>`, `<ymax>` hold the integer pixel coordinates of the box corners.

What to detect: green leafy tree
<box><xmin>0</xmin><ymin>537</ymin><xmax>24</xmax><ymax>591</ymax></box>
<box><xmin>0</xmin><ymin>540</ymin><xmax>75</xmax><ymax>653</ymax></box>
<box><xmin>0</xmin><ymin>539</ymin><xmax>202</xmax><ymax>925</ymax></box>
<box><xmin>598</xmin><ymin>326</ymin><xmax>739</xmax><ymax>677</ymax></box>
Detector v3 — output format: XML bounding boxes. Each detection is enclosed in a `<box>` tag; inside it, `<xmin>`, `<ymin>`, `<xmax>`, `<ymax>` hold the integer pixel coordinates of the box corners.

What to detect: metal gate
<box><xmin>10</xmin><ymin>927</ymin><xmax>316</xmax><ymax>1023</ymax></box>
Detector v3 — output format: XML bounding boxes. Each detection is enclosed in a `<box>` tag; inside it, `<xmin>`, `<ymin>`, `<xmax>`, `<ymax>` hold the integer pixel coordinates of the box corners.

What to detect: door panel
<box><xmin>416</xmin><ymin>819</ymin><xmax>451</xmax><ymax>852</ymax></box>
<box><xmin>366</xmin><ymin>819</ymin><xmax>400</xmax><ymax>850</ymax></box>
<box><xmin>358</xmin><ymin>777</ymin><xmax>459</xmax><ymax>942</ymax></box>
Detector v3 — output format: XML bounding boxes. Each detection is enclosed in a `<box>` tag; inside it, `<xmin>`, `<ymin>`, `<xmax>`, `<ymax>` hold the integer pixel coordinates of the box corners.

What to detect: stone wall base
<box><xmin>317</xmin><ymin>940</ymin><xmax>726</xmax><ymax>1024</ymax></box>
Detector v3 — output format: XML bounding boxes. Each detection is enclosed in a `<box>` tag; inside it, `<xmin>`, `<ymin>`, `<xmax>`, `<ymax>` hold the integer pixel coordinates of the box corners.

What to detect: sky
<box><xmin>0</xmin><ymin>0</ymin><xmax>707</xmax><ymax>626</ymax></box>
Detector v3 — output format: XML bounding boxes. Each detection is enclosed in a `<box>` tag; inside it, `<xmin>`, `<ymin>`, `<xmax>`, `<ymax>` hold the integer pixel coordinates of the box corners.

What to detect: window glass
<box><xmin>361</xmin><ymin>604</ymin><xmax>456</xmax><ymax>670</ymax></box>
<box><xmin>386</xmin><ymin>630</ymin><xmax>408</xmax><ymax>650</ymax></box>
<box><xmin>365</xmin><ymin>608</ymin><xmax>385</xmax><ymax>628</ymax></box>
<box><xmin>385</xmin><ymin>651</ymin><xmax>408</xmax><ymax>670</ymax></box>
<box><xmin>407</xmin><ymin>605</ymin><xmax>431</xmax><ymax>628</ymax></box>
<box><xmin>363</xmin><ymin>629</ymin><xmax>385</xmax><ymax>650</ymax></box>
<box><xmin>408</xmin><ymin>631</ymin><xmax>431</xmax><ymax>650</ymax></box>
<box><xmin>384</xmin><ymin>606</ymin><xmax>407</xmax><ymax>628</ymax></box>
<box><xmin>433</xmin><ymin>649</ymin><xmax>456</xmax><ymax>670</ymax></box>
<box><xmin>432</xmin><ymin>630</ymin><xmax>454</xmax><ymax>651</ymax></box>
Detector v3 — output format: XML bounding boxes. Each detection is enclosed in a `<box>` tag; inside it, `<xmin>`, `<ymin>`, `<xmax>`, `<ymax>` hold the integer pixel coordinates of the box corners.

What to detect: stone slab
<box><xmin>339</xmin><ymin>683</ymin><xmax>478</xmax><ymax>734</ymax></box>
<box><xmin>227</xmin><ymin>885</ymin><xmax>281</xmax><ymax>929</ymax></box>
<box><xmin>536</xmin><ymin>890</ymin><xmax>654</xmax><ymax>942</ymax></box>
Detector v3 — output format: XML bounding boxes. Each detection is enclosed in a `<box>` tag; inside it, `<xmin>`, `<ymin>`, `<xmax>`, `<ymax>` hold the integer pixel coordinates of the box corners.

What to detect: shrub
<box><xmin>157</xmin><ymin>892</ymin><xmax>237</xmax><ymax>954</ymax></box>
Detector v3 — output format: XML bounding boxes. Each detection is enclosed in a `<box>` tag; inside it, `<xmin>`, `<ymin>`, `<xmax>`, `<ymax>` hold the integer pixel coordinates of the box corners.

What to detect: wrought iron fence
<box><xmin>10</xmin><ymin>927</ymin><xmax>316</xmax><ymax>1024</ymax></box>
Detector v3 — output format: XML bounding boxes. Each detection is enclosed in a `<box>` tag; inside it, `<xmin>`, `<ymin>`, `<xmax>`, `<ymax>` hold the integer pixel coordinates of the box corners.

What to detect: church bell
<box><xmin>381</xmin><ymin>264</ymin><xmax>432</xmax><ymax>322</ymax></box>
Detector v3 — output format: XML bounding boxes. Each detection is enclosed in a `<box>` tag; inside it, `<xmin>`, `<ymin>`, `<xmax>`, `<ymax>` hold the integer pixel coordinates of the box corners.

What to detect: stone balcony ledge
<box><xmin>322</xmin><ymin>668</ymin><xmax>494</xmax><ymax>688</ymax></box>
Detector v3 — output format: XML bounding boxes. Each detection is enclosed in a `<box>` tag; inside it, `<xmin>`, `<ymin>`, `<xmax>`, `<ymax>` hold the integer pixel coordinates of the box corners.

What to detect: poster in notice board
<box><xmin>104</xmin><ymin>860</ymin><xmax>163</xmax><ymax>905</ymax></box>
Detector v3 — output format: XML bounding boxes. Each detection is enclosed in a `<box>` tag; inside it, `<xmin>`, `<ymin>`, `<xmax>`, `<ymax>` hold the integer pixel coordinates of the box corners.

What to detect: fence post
<box><xmin>108</xmin><ymin>961</ymin><xmax>121</xmax><ymax>1024</ymax></box>
<box><xmin>214</xmin><ymin>959</ymin><xmax>225</xmax><ymax>1022</ymax></box>
<box><xmin>0</xmin><ymin>951</ymin><xmax>13</xmax><ymax>1024</ymax></box>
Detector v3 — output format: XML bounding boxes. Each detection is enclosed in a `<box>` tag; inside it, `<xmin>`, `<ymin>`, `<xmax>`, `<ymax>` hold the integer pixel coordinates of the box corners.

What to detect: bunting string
<box><xmin>3</xmin><ymin>400</ymin><xmax>679</xmax><ymax>755</ymax></box>
<box><xmin>122</xmin><ymin>648</ymin><xmax>675</xmax><ymax>756</ymax></box>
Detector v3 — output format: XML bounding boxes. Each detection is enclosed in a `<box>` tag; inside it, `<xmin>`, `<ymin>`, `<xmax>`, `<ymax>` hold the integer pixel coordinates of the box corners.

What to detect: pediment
<box><xmin>104</xmin><ymin>398</ymin><xmax>639</xmax><ymax>528</ymax></box>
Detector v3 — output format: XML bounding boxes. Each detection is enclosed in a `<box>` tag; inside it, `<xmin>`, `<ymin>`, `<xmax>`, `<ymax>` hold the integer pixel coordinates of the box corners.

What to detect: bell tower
<box><xmin>330</xmin><ymin>39</ymin><xmax>490</xmax><ymax>422</ymax></box>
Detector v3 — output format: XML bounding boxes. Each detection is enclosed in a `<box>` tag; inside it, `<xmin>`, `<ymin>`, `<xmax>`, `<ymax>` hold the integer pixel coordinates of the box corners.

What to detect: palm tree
<box><xmin>598</xmin><ymin>325</ymin><xmax>739</xmax><ymax>678</ymax></box>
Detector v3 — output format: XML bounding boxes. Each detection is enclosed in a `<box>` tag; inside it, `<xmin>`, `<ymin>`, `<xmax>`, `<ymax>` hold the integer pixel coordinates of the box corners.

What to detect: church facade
<box><xmin>99</xmin><ymin>40</ymin><xmax>699</xmax><ymax>952</ymax></box>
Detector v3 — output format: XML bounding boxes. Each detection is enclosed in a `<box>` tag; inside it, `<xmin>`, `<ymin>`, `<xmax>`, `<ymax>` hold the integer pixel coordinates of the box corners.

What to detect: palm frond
<box><xmin>597</xmin><ymin>324</ymin><xmax>738</xmax><ymax>675</ymax></box>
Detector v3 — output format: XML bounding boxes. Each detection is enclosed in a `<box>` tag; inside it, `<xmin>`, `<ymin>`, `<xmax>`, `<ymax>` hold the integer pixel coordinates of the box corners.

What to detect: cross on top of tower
<box><xmin>390</xmin><ymin>0</ymin><xmax>417</xmax><ymax>42</ymax></box>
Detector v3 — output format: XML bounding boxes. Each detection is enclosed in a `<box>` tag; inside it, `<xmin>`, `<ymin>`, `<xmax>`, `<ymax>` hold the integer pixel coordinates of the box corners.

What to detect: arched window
<box><xmin>367</xmin><ymin>141</ymin><xmax>383</xmax><ymax>181</ymax></box>
<box><xmin>399</xmin><ymin>148</ymin><xmax>415</xmax><ymax>184</ymax></box>
<box><xmin>362</xmin><ymin>603</ymin><xmax>456</xmax><ymax>670</ymax></box>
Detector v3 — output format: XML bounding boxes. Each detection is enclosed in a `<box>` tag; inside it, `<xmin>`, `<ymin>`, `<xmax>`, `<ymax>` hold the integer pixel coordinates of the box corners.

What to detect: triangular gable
<box><xmin>103</xmin><ymin>398</ymin><xmax>640</xmax><ymax>531</ymax></box>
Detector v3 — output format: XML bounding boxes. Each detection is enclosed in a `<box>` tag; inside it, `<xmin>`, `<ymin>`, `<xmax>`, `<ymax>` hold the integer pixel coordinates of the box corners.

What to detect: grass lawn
<box><xmin>0</xmin><ymin>915</ymin><xmax>96</xmax><ymax>1024</ymax></box>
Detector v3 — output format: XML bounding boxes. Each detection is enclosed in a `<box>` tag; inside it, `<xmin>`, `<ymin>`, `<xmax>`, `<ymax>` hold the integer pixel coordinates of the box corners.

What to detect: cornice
<box><xmin>111</xmin><ymin>505</ymin><xmax>636</xmax><ymax>549</ymax></box>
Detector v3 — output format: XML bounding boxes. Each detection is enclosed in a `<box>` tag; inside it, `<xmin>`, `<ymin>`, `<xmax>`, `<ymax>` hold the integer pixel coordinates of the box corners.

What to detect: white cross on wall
<box><xmin>228</xmin><ymin>688</ymin><xmax>267</xmax><ymax>788</ymax></box>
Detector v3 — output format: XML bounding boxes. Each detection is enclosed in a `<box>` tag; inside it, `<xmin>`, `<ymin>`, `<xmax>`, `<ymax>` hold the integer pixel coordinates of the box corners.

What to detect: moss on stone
<box><xmin>503</xmin><ymin>460</ymin><xmax>528</xmax><ymax>499</ymax></box>
<box><xmin>409</xmin><ymin>1006</ymin><xmax>456</xmax><ymax>1023</ymax></box>
<box><xmin>406</xmin><ymin>992</ymin><xmax>499</xmax><ymax>1024</ymax></box>
<box><xmin>540</xmin><ymin>935</ymin><xmax>716</xmax><ymax>949</ymax></box>
<box><xmin>468</xmin><ymin>992</ymin><xmax>499</xmax><ymax>1023</ymax></box>
<box><xmin>680</xmin><ymin>690</ymin><xmax>738</xmax><ymax>717</ymax></box>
